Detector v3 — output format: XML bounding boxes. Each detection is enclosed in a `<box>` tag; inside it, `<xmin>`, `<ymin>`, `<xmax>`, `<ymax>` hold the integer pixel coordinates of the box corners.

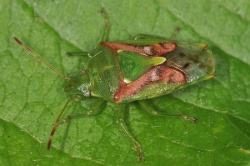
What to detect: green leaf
<box><xmin>1</xmin><ymin>0</ymin><xmax>250</xmax><ymax>165</ymax></box>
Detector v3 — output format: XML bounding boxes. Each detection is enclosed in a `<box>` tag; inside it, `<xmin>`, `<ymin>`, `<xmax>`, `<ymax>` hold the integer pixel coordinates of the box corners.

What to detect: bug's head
<box><xmin>64</xmin><ymin>70</ymin><xmax>91</xmax><ymax>97</ymax></box>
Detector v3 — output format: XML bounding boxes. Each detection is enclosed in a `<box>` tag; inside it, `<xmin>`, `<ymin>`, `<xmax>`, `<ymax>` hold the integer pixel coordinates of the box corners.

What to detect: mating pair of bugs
<box><xmin>14</xmin><ymin>10</ymin><xmax>215</xmax><ymax>161</ymax></box>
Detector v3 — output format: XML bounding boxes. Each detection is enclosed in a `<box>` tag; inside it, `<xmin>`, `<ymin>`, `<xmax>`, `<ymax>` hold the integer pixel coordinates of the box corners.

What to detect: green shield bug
<box><xmin>13</xmin><ymin>10</ymin><xmax>215</xmax><ymax>161</ymax></box>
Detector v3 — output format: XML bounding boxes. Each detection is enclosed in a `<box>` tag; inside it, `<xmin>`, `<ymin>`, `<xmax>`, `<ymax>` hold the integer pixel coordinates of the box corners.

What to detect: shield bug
<box><xmin>13</xmin><ymin>10</ymin><xmax>215</xmax><ymax>161</ymax></box>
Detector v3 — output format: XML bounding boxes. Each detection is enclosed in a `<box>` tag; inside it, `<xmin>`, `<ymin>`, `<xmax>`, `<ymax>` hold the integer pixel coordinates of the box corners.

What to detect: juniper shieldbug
<box><xmin>13</xmin><ymin>10</ymin><xmax>215</xmax><ymax>161</ymax></box>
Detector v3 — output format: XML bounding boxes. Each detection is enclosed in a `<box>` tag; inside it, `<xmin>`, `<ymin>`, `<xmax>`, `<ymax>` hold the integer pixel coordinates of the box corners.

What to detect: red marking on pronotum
<box><xmin>101</xmin><ymin>42</ymin><xmax>176</xmax><ymax>56</ymax></box>
<box><xmin>114</xmin><ymin>65</ymin><xmax>186</xmax><ymax>103</ymax></box>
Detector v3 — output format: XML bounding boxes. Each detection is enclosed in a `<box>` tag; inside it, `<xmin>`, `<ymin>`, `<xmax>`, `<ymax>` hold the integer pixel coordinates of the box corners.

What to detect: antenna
<box><xmin>13</xmin><ymin>37</ymin><xmax>70</xmax><ymax>80</ymax></box>
<box><xmin>47</xmin><ymin>97</ymin><xmax>73</xmax><ymax>150</ymax></box>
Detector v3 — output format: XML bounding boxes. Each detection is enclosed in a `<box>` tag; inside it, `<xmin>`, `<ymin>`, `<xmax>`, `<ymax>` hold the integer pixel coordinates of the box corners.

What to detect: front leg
<box><xmin>59</xmin><ymin>97</ymin><xmax>106</xmax><ymax>124</ymax></box>
<box><xmin>133</xmin><ymin>27</ymin><xmax>180</xmax><ymax>40</ymax></box>
<box><xmin>133</xmin><ymin>34</ymin><xmax>166</xmax><ymax>40</ymax></box>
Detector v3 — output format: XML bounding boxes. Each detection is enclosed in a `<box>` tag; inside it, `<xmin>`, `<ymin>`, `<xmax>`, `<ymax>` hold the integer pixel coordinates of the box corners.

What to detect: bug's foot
<box><xmin>171</xmin><ymin>26</ymin><xmax>181</xmax><ymax>40</ymax></box>
<box><xmin>179</xmin><ymin>114</ymin><xmax>198</xmax><ymax>124</ymax></box>
<box><xmin>138</xmin><ymin>153</ymin><xmax>145</xmax><ymax>161</ymax></box>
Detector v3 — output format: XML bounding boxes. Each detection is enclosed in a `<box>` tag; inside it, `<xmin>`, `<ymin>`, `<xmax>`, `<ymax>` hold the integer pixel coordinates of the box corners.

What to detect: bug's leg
<box><xmin>99</xmin><ymin>8</ymin><xmax>110</xmax><ymax>41</ymax></box>
<box><xmin>171</xmin><ymin>26</ymin><xmax>181</xmax><ymax>40</ymax></box>
<box><xmin>59</xmin><ymin>97</ymin><xmax>106</xmax><ymax>124</ymax></box>
<box><xmin>133</xmin><ymin>34</ymin><xmax>166</xmax><ymax>40</ymax></box>
<box><xmin>138</xmin><ymin>100</ymin><xmax>197</xmax><ymax>123</ymax></box>
<box><xmin>133</xmin><ymin>34</ymin><xmax>154</xmax><ymax>40</ymax></box>
<box><xmin>65</xmin><ymin>9</ymin><xmax>110</xmax><ymax>58</ymax></box>
<box><xmin>134</xmin><ymin>26</ymin><xmax>181</xmax><ymax>40</ymax></box>
<box><xmin>116</xmin><ymin>104</ymin><xmax>145</xmax><ymax>161</ymax></box>
<box><xmin>66</xmin><ymin>51</ymin><xmax>90</xmax><ymax>57</ymax></box>
<box><xmin>81</xmin><ymin>8</ymin><xmax>110</xmax><ymax>58</ymax></box>
<box><xmin>59</xmin><ymin>98</ymin><xmax>106</xmax><ymax>150</ymax></box>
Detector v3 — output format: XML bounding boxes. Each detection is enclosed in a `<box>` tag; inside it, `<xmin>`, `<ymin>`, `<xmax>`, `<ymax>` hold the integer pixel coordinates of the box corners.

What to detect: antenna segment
<box><xmin>14</xmin><ymin>37</ymin><xmax>70</xmax><ymax>80</ymax></box>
